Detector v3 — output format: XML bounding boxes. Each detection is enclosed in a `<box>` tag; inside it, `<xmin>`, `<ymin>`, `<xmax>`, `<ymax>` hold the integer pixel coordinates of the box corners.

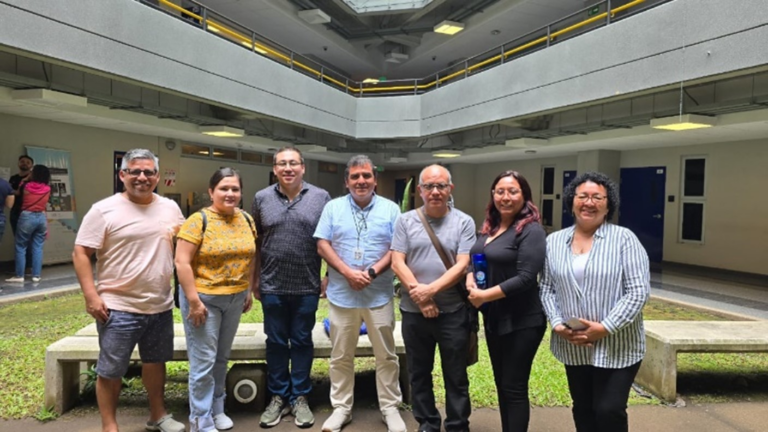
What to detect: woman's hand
<box><xmin>572</xmin><ymin>319</ymin><xmax>609</xmax><ymax>343</ymax></box>
<box><xmin>467</xmin><ymin>285</ymin><xmax>486</xmax><ymax>309</ymax></box>
<box><xmin>187</xmin><ymin>298</ymin><xmax>208</xmax><ymax>327</ymax></box>
<box><xmin>553</xmin><ymin>324</ymin><xmax>591</xmax><ymax>346</ymax></box>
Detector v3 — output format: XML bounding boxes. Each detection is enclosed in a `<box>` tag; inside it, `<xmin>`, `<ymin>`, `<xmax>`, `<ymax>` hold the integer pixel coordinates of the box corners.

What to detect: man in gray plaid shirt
<box><xmin>251</xmin><ymin>147</ymin><xmax>331</xmax><ymax>429</ymax></box>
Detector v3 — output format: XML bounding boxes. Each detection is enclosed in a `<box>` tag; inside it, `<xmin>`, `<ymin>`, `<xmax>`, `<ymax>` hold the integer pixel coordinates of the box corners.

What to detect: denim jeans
<box><xmin>181</xmin><ymin>289</ymin><xmax>247</xmax><ymax>432</ymax></box>
<box><xmin>14</xmin><ymin>211</ymin><xmax>46</xmax><ymax>278</ymax></box>
<box><xmin>261</xmin><ymin>294</ymin><xmax>318</xmax><ymax>404</ymax></box>
<box><xmin>0</xmin><ymin>218</ymin><xmax>5</xmax><ymax>244</ymax></box>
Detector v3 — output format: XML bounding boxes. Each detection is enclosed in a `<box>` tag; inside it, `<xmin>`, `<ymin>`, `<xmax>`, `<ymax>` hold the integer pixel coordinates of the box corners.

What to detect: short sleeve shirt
<box><xmin>391</xmin><ymin>207</ymin><xmax>476</xmax><ymax>313</ymax></box>
<box><xmin>75</xmin><ymin>193</ymin><xmax>185</xmax><ymax>314</ymax></box>
<box><xmin>177</xmin><ymin>208</ymin><xmax>257</xmax><ymax>295</ymax></box>
<box><xmin>252</xmin><ymin>182</ymin><xmax>331</xmax><ymax>295</ymax></box>
<box><xmin>314</xmin><ymin>194</ymin><xmax>401</xmax><ymax>309</ymax></box>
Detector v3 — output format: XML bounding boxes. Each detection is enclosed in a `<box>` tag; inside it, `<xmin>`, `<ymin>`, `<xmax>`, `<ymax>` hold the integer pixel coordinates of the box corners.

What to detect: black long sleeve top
<box><xmin>469</xmin><ymin>221</ymin><xmax>547</xmax><ymax>336</ymax></box>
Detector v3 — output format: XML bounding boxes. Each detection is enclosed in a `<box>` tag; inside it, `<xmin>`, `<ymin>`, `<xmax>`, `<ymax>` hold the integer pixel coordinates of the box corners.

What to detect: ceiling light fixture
<box><xmin>432</xmin><ymin>150</ymin><xmax>462</xmax><ymax>158</ymax></box>
<box><xmin>650</xmin><ymin>114</ymin><xmax>717</xmax><ymax>131</ymax></box>
<box><xmin>241</xmin><ymin>41</ymin><xmax>268</xmax><ymax>54</ymax></box>
<box><xmin>199</xmin><ymin>125</ymin><xmax>245</xmax><ymax>137</ymax></box>
<box><xmin>362</xmin><ymin>78</ymin><xmax>380</xmax><ymax>84</ymax></box>
<box><xmin>434</xmin><ymin>20</ymin><xmax>465</xmax><ymax>35</ymax></box>
<box><xmin>298</xmin><ymin>9</ymin><xmax>331</xmax><ymax>24</ymax></box>
<box><xmin>296</xmin><ymin>144</ymin><xmax>327</xmax><ymax>152</ymax></box>
<box><xmin>505</xmin><ymin>138</ymin><xmax>548</xmax><ymax>148</ymax></box>
<box><xmin>11</xmin><ymin>89</ymin><xmax>88</xmax><ymax>108</ymax></box>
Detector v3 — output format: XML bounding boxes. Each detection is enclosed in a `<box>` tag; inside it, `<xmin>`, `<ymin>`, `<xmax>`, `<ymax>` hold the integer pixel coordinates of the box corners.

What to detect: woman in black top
<box><xmin>466</xmin><ymin>170</ymin><xmax>547</xmax><ymax>432</ymax></box>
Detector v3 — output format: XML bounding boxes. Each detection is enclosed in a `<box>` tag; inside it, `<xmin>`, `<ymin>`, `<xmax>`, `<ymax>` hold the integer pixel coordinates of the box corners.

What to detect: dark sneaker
<box><xmin>260</xmin><ymin>395</ymin><xmax>289</xmax><ymax>428</ymax></box>
<box><xmin>291</xmin><ymin>395</ymin><xmax>315</xmax><ymax>428</ymax></box>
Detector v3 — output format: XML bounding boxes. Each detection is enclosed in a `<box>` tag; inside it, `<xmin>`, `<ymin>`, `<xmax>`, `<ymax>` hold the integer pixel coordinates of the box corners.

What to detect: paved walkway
<box><xmin>1</xmin><ymin>403</ymin><xmax>767</xmax><ymax>431</ymax></box>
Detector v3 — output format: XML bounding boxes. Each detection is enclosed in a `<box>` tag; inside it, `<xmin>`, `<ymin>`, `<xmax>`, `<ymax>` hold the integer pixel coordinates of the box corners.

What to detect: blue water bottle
<box><xmin>472</xmin><ymin>253</ymin><xmax>488</xmax><ymax>289</ymax></box>
<box><xmin>471</xmin><ymin>253</ymin><xmax>489</xmax><ymax>312</ymax></box>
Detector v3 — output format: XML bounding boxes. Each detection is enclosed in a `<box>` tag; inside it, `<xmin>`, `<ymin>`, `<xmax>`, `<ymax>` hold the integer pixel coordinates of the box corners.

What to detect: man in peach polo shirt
<box><xmin>73</xmin><ymin>149</ymin><xmax>186</xmax><ymax>432</ymax></box>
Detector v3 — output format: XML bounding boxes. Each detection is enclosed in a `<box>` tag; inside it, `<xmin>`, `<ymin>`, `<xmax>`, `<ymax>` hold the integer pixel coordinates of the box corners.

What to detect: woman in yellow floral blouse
<box><xmin>175</xmin><ymin>167</ymin><xmax>257</xmax><ymax>432</ymax></box>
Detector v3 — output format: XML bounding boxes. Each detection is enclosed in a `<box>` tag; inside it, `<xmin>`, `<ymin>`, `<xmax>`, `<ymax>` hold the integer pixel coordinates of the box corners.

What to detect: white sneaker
<box><xmin>5</xmin><ymin>276</ymin><xmax>24</xmax><ymax>283</ymax></box>
<box><xmin>382</xmin><ymin>410</ymin><xmax>406</xmax><ymax>432</ymax></box>
<box><xmin>321</xmin><ymin>409</ymin><xmax>351</xmax><ymax>432</ymax></box>
<box><xmin>213</xmin><ymin>413</ymin><xmax>233</xmax><ymax>430</ymax></box>
<box><xmin>32</xmin><ymin>277</ymin><xmax>41</xmax><ymax>283</ymax></box>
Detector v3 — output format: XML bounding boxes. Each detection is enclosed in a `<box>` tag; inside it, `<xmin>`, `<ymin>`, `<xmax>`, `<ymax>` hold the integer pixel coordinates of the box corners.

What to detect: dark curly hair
<box><xmin>30</xmin><ymin>165</ymin><xmax>51</xmax><ymax>185</ymax></box>
<box><xmin>481</xmin><ymin>170</ymin><xmax>541</xmax><ymax>236</ymax></box>
<box><xmin>563</xmin><ymin>171</ymin><xmax>619</xmax><ymax>221</ymax></box>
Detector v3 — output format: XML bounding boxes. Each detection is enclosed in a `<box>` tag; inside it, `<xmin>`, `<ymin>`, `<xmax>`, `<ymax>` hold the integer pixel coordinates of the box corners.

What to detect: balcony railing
<box><xmin>141</xmin><ymin>0</ymin><xmax>671</xmax><ymax>97</ymax></box>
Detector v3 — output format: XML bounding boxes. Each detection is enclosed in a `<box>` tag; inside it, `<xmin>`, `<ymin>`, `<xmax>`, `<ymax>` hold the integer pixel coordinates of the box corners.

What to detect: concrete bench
<box><xmin>635</xmin><ymin>320</ymin><xmax>768</xmax><ymax>402</ymax></box>
<box><xmin>45</xmin><ymin>322</ymin><xmax>408</xmax><ymax>414</ymax></box>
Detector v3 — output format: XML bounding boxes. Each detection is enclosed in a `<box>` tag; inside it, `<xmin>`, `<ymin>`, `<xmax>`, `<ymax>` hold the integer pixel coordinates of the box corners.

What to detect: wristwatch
<box><xmin>367</xmin><ymin>267</ymin><xmax>377</xmax><ymax>280</ymax></box>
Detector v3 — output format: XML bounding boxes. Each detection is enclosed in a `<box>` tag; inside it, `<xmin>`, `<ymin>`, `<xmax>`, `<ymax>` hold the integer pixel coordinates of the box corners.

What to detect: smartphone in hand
<box><xmin>564</xmin><ymin>317</ymin><xmax>588</xmax><ymax>331</ymax></box>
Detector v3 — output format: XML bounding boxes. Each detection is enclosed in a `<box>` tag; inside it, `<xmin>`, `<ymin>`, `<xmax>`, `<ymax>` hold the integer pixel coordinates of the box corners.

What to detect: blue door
<box><xmin>561</xmin><ymin>170</ymin><xmax>577</xmax><ymax>228</ymax></box>
<box><xmin>619</xmin><ymin>167</ymin><xmax>666</xmax><ymax>263</ymax></box>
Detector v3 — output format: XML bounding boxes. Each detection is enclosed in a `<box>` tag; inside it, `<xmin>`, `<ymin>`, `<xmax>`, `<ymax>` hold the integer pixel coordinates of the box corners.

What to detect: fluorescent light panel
<box><xmin>432</xmin><ymin>150</ymin><xmax>462</xmax><ymax>158</ymax></box>
<box><xmin>650</xmin><ymin>114</ymin><xmax>717</xmax><ymax>131</ymax></box>
<box><xmin>434</xmin><ymin>20</ymin><xmax>465</xmax><ymax>35</ymax></box>
<box><xmin>505</xmin><ymin>138</ymin><xmax>548</xmax><ymax>148</ymax></box>
<box><xmin>362</xmin><ymin>78</ymin><xmax>380</xmax><ymax>84</ymax></box>
<box><xmin>11</xmin><ymin>89</ymin><xmax>87</xmax><ymax>108</ymax></box>
<box><xmin>296</xmin><ymin>144</ymin><xmax>327</xmax><ymax>153</ymax></box>
<box><xmin>199</xmin><ymin>125</ymin><xmax>245</xmax><ymax>137</ymax></box>
<box><xmin>298</xmin><ymin>9</ymin><xmax>331</xmax><ymax>24</ymax></box>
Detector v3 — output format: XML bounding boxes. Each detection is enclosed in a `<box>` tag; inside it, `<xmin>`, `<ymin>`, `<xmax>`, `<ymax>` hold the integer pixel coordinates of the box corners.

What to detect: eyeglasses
<box><xmin>493</xmin><ymin>188</ymin><xmax>521</xmax><ymax>196</ymax></box>
<box><xmin>349</xmin><ymin>172</ymin><xmax>374</xmax><ymax>180</ymax></box>
<box><xmin>122</xmin><ymin>169</ymin><xmax>157</xmax><ymax>178</ymax></box>
<box><xmin>421</xmin><ymin>183</ymin><xmax>450</xmax><ymax>192</ymax></box>
<box><xmin>274</xmin><ymin>160</ymin><xmax>303</xmax><ymax>168</ymax></box>
<box><xmin>575</xmin><ymin>194</ymin><xmax>606</xmax><ymax>203</ymax></box>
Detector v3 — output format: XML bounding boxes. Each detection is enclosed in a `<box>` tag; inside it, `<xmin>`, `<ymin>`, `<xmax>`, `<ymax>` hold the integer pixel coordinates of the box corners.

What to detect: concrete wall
<box><xmin>2</xmin><ymin>0</ymin><xmax>767</xmax><ymax>139</ymax></box>
<box><xmin>0</xmin><ymin>112</ymin><xmax>343</xmax><ymax>261</ymax></box>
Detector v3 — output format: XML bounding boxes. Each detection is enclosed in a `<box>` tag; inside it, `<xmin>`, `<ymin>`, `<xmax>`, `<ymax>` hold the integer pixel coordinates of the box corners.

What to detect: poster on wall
<box><xmin>25</xmin><ymin>146</ymin><xmax>79</xmax><ymax>265</ymax></box>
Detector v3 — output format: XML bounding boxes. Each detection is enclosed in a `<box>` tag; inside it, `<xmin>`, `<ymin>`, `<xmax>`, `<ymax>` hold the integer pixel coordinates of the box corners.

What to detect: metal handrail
<box><xmin>144</xmin><ymin>0</ymin><xmax>669</xmax><ymax>97</ymax></box>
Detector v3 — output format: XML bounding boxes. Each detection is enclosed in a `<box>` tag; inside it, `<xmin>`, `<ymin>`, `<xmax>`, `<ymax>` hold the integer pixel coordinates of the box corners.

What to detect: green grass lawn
<box><xmin>0</xmin><ymin>293</ymin><xmax>765</xmax><ymax>420</ymax></box>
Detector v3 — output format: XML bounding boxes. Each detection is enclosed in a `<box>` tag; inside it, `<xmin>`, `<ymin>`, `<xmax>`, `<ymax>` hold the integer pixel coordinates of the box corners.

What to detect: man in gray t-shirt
<box><xmin>391</xmin><ymin>164</ymin><xmax>476</xmax><ymax>432</ymax></box>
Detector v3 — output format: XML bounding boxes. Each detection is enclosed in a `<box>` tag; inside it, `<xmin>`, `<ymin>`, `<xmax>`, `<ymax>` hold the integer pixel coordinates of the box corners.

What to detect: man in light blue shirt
<box><xmin>314</xmin><ymin>155</ymin><xmax>405</xmax><ymax>432</ymax></box>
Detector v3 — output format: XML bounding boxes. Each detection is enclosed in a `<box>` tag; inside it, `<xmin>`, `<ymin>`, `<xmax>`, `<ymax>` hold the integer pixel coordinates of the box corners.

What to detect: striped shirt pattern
<box><xmin>540</xmin><ymin>222</ymin><xmax>650</xmax><ymax>369</ymax></box>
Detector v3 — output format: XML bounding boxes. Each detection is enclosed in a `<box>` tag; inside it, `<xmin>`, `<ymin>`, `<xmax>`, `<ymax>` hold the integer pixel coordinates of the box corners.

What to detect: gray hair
<box><xmin>345</xmin><ymin>154</ymin><xmax>376</xmax><ymax>179</ymax></box>
<box><xmin>419</xmin><ymin>164</ymin><xmax>452</xmax><ymax>185</ymax></box>
<box><xmin>121</xmin><ymin>148</ymin><xmax>160</xmax><ymax>171</ymax></box>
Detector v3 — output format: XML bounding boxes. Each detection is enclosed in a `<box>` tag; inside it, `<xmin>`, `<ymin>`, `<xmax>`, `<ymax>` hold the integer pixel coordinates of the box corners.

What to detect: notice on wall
<box><xmin>0</xmin><ymin>167</ymin><xmax>9</xmax><ymax>181</ymax></box>
<box><xmin>163</xmin><ymin>168</ymin><xmax>176</xmax><ymax>187</ymax></box>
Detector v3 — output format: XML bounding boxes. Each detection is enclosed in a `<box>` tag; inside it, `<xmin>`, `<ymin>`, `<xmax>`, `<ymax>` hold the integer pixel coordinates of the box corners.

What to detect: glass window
<box><xmin>182</xmin><ymin>143</ymin><xmax>211</xmax><ymax>157</ymax></box>
<box><xmin>212</xmin><ymin>147</ymin><xmax>237</xmax><ymax>161</ymax></box>
<box><xmin>542</xmin><ymin>199</ymin><xmax>554</xmax><ymax>227</ymax></box>
<box><xmin>240</xmin><ymin>151</ymin><xmax>263</xmax><ymax>164</ymax></box>
<box><xmin>681</xmin><ymin>202</ymin><xmax>704</xmax><ymax>241</ymax></box>
<box><xmin>683</xmin><ymin>158</ymin><xmax>705</xmax><ymax>197</ymax></box>
<box><xmin>543</xmin><ymin>167</ymin><xmax>555</xmax><ymax>195</ymax></box>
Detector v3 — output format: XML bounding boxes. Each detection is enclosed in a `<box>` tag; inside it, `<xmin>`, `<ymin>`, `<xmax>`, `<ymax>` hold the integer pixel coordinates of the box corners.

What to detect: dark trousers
<box><xmin>261</xmin><ymin>294</ymin><xmax>319</xmax><ymax>404</ymax></box>
<box><xmin>486</xmin><ymin>326</ymin><xmax>545</xmax><ymax>432</ymax></box>
<box><xmin>564</xmin><ymin>361</ymin><xmax>642</xmax><ymax>432</ymax></box>
<box><xmin>402</xmin><ymin>307</ymin><xmax>471</xmax><ymax>432</ymax></box>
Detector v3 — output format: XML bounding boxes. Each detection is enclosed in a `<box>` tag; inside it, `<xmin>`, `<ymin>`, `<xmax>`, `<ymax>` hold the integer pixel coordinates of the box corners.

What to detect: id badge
<box><xmin>354</xmin><ymin>248</ymin><xmax>363</xmax><ymax>261</ymax></box>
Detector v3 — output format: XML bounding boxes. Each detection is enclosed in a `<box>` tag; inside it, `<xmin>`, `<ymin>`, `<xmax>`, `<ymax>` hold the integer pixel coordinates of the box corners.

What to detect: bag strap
<box><xmin>416</xmin><ymin>207</ymin><xmax>470</xmax><ymax>303</ymax></box>
<box><xmin>416</xmin><ymin>207</ymin><xmax>453</xmax><ymax>270</ymax></box>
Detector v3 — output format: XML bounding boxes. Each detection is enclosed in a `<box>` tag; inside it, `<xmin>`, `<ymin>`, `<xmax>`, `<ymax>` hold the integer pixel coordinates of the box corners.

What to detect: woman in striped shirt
<box><xmin>540</xmin><ymin>171</ymin><xmax>650</xmax><ymax>432</ymax></box>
